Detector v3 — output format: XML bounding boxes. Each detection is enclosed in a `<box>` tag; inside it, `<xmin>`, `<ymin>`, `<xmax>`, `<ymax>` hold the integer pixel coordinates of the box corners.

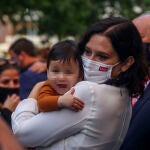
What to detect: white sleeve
<box><xmin>11</xmin><ymin>81</ymin><xmax>91</xmax><ymax>147</ymax></box>
<box><xmin>12</xmin><ymin>98</ymin><xmax>39</xmax><ymax>134</ymax></box>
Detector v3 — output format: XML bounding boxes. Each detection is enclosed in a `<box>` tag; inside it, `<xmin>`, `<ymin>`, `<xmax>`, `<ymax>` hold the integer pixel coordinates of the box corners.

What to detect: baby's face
<box><xmin>47</xmin><ymin>59</ymin><xmax>81</xmax><ymax>95</ymax></box>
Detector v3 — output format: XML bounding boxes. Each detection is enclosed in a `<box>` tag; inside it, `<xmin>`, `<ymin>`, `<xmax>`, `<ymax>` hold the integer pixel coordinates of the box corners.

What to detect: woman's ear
<box><xmin>121</xmin><ymin>56</ymin><xmax>135</xmax><ymax>72</ymax></box>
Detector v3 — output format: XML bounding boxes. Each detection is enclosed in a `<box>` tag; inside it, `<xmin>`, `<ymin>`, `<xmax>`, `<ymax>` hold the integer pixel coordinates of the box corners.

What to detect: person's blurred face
<box><xmin>47</xmin><ymin>59</ymin><xmax>81</xmax><ymax>95</ymax></box>
<box><xmin>0</xmin><ymin>68</ymin><xmax>20</xmax><ymax>88</ymax></box>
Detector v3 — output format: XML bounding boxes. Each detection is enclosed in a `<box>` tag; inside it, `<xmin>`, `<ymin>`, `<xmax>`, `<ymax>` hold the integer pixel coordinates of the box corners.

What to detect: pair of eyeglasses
<box><xmin>0</xmin><ymin>58</ymin><xmax>18</xmax><ymax>66</ymax></box>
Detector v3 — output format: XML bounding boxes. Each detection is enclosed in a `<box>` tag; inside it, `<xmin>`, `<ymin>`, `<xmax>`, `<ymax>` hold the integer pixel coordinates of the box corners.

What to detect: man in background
<box><xmin>120</xmin><ymin>13</ymin><xmax>150</xmax><ymax>150</ymax></box>
<box><xmin>9</xmin><ymin>38</ymin><xmax>47</xmax><ymax>99</ymax></box>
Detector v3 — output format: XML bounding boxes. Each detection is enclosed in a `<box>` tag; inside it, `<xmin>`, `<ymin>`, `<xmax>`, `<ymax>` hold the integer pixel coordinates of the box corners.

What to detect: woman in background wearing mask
<box><xmin>12</xmin><ymin>17</ymin><xmax>148</xmax><ymax>150</ymax></box>
<box><xmin>0</xmin><ymin>58</ymin><xmax>20</xmax><ymax>127</ymax></box>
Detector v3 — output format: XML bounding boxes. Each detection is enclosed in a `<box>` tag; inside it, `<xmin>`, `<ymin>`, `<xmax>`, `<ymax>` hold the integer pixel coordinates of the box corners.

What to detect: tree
<box><xmin>0</xmin><ymin>0</ymin><xmax>150</xmax><ymax>40</ymax></box>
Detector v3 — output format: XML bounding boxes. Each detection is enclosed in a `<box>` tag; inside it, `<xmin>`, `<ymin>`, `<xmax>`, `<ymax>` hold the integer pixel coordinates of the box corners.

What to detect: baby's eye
<box><xmin>52</xmin><ymin>69</ymin><xmax>59</xmax><ymax>73</ymax></box>
<box><xmin>65</xmin><ymin>70</ymin><xmax>73</xmax><ymax>74</ymax></box>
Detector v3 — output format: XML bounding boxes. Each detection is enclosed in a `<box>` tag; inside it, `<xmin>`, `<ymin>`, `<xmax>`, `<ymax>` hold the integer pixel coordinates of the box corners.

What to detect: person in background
<box><xmin>28</xmin><ymin>47</ymin><xmax>50</xmax><ymax>73</ymax></box>
<box><xmin>0</xmin><ymin>58</ymin><xmax>20</xmax><ymax>127</ymax></box>
<box><xmin>120</xmin><ymin>13</ymin><xmax>150</xmax><ymax>150</ymax></box>
<box><xmin>8</xmin><ymin>38</ymin><xmax>47</xmax><ymax>99</ymax></box>
<box><xmin>0</xmin><ymin>117</ymin><xmax>24</xmax><ymax>150</ymax></box>
<box><xmin>36</xmin><ymin>47</ymin><xmax>50</xmax><ymax>62</ymax></box>
<box><xmin>33</xmin><ymin>40</ymin><xmax>84</xmax><ymax>112</ymax></box>
<box><xmin>12</xmin><ymin>17</ymin><xmax>148</xmax><ymax>150</ymax></box>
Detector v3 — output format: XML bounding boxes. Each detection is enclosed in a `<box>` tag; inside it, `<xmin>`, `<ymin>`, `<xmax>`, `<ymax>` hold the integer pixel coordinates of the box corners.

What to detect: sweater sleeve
<box><xmin>37</xmin><ymin>80</ymin><xmax>60</xmax><ymax>112</ymax></box>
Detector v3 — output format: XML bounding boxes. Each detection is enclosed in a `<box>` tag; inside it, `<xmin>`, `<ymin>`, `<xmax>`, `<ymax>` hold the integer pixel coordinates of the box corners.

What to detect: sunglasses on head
<box><xmin>0</xmin><ymin>58</ymin><xmax>18</xmax><ymax>66</ymax></box>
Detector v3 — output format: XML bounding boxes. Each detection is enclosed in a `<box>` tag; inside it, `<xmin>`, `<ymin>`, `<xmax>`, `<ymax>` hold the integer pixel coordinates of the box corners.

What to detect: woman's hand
<box><xmin>28</xmin><ymin>81</ymin><xmax>45</xmax><ymax>99</ymax></box>
<box><xmin>29</xmin><ymin>61</ymin><xmax>46</xmax><ymax>73</ymax></box>
<box><xmin>2</xmin><ymin>94</ymin><xmax>20</xmax><ymax>112</ymax></box>
<box><xmin>58</xmin><ymin>88</ymin><xmax>84</xmax><ymax>112</ymax></box>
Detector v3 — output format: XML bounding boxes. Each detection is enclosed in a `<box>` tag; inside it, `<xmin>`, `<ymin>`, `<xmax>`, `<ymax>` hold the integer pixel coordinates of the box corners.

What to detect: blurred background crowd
<box><xmin>0</xmin><ymin>0</ymin><xmax>150</xmax><ymax>57</ymax></box>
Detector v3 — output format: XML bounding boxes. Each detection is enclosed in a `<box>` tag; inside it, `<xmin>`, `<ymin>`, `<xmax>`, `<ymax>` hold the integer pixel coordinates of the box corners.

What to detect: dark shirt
<box><xmin>0</xmin><ymin>108</ymin><xmax>12</xmax><ymax>127</ymax></box>
<box><xmin>120</xmin><ymin>81</ymin><xmax>150</xmax><ymax>150</ymax></box>
<box><xmin>20</xmin><ymin>62</ymin><xmax>47</xmax><ymax>99</ymax></box>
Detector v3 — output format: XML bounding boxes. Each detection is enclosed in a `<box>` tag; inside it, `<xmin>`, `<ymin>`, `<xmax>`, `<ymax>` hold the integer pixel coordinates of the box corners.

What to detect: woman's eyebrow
<box><xmin>85</xmin><ymin>46</ymin><xmax>91</xmax><ymax>50</ymax></box>
<box><xmin>85</xmin><ymin>45</ymin><xmax>112</xmax><ymax>56</ymax></box>
<box><xmin>96</xmin><ymin>51</ymin><xmax>111</xmax><ymax>57</ymax></box>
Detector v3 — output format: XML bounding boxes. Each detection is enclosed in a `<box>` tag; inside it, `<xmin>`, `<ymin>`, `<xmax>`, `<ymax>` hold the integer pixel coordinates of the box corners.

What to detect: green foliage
<box><xmin>37</xmin><ymin>0</ymin><xmax>100</xmax><ymax>39</ymax></box>
<box><xmin>0</xmin><ymin>0</ymin><xmax>150</xmax><ymax>39</ymax></box>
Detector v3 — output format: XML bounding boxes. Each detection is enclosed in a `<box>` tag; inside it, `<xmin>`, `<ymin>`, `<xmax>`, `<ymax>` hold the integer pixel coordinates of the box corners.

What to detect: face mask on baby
<box><xmin>0</xmin><ymin>87</ymin><xmax>19</xmax><ymax>104</ymax></box>
<box><xmin>82</xmin><ymin>57</ymin><xmax>119</xmax><ymax>84</ymax></box>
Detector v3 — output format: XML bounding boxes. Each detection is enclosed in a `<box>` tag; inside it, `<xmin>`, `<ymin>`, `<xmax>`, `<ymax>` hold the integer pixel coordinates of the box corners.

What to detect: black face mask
<box><xmin>0</xmin><ymin>87</ymin><xmax>19</xmax><ymax>104</ymax></box>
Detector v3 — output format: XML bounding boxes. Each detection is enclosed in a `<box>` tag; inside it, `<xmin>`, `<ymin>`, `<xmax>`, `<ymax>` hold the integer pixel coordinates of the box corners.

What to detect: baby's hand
<box><xmin>71</xmin><ymin>97</ymin><xmax>84</xmax><ymax>112</ymax></box>
<box><xmin>58</xmin><ymin>88</ymin><xmax>84</xmax><ymax>112</ymax></box>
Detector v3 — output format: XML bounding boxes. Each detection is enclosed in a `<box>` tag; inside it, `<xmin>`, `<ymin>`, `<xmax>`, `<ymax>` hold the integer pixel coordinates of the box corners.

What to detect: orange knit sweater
<box><xmin>37</xmin><ymin>80</ymin><xmax>60</xmax><ymax>112</ymax></box>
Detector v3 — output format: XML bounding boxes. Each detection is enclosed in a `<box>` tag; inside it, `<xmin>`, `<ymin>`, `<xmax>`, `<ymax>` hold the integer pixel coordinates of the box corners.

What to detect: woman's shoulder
<box><xmin>75</xmin><ymin>81</ymin><xmax>101</xmax><ymax>86</ymax></box>
<box><xmin>75</xmin><ymin>81</ymin><xmax>125</xmax><ymax>90</ymax></box>
<box><xmin>73</xmin><ymin>81</ymin><xmax>129</xmax><ymax>111</ymax></box>
<box><xmin>74</xmin><ymin>81</ymin><xmax>128</xmax><ymax>98</ymax></box>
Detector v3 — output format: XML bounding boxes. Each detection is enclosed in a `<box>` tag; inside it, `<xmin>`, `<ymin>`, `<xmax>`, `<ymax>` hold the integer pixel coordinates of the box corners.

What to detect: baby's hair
<box><xmin>47</xmin><ymin>40</ymin><xmax>84</xmax><ymax>79</ymax></box>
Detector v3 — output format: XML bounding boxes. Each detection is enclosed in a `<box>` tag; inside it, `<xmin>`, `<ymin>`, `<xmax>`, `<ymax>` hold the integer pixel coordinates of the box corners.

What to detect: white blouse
<box><xmin>12</xmin><ymin>81</ymin><xmax>132</xmax><ymax>150</ymax></box>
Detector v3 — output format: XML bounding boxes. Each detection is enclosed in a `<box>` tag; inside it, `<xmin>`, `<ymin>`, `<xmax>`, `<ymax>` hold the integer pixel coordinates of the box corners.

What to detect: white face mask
<box><xmin>82</xmin><ymin>56</ymin><xmax>119</xmax><ymax>84</ymax></box>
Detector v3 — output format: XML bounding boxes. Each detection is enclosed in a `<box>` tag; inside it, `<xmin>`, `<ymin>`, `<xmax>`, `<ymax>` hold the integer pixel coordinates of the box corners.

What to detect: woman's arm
<box><xmin>30</xmin><ymin>81</ymin><xmax>84</xmax><ymax>112</ymax></box>
<box><xmin>12</xmin><ymin>81</ymin><xmax>89</xmax><ymax>148</ymax></box>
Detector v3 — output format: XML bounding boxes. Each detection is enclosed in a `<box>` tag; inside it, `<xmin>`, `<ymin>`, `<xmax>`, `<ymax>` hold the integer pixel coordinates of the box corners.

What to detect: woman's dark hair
<box><xmin>78</xmin><ymin>17</ymin><xmax>148</xmax><ymax>96</ymax></box>
<box><xmin>143</xmin><ymin>43</ymin><xmax>150</xmax><ymax>66</ymax></box>
<box><xmin>47</xmin><ymin>40</ymin><xmax>84</xmax><ymax>80</ymax></box>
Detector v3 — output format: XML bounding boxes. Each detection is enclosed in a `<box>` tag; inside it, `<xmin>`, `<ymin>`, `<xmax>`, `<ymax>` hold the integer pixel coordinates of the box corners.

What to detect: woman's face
<box><xmin>0</xmin><ymin>68</ymin><xmax>20</xmax><ymax>88</ymax></box>
<box><xmin>83</xmin><ymin>34</ymin><xmax>121</xmax><ymax>78</ymax></box>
